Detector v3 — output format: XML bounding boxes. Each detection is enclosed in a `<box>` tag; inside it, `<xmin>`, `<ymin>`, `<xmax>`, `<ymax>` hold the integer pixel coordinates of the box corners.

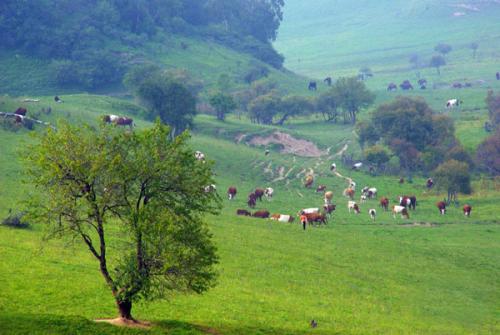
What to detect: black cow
<box><xmin>308</xmin><ymin>81</ymin><xmax>317</xmax><ymax>91</ymax></box>
<box><xmin>324</xmin><ymin>77</ymin><xmax>332</xmax><ymax>86</ymax></box>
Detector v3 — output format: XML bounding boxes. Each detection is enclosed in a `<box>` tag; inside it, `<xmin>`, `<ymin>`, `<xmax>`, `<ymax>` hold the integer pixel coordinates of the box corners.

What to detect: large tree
<box><xmin>209</xmin><ymin>91</ymin><xmax>237</xmax><ymax>121</ymax></box>
<box><xmin>430</xmin><ymin>55</ymin><xmax>446</xmax><ymax>75</ymax></box>
<box><xmin>25</xmin><ymin>122</ymin><xmax>220</xmax><ymax>322</ymax></box>
<box><xmin>476</xmin><ymin>129</ymin><xmax>500</xmax><ymax>175</ymax></box>
<box><xmin>248</xmin><ymin>93</ymin><xmax>281</xmax><ymax>124</ymax></box>
<box><xmin>275</xmin><ymin>95</ymin><xmax>314</xmax><ymax>125</ymax></box>
<box><xmin>137</xmin><ymin>75</ymin><xmax>197</xmax><ymax>139</ymax></box>
<box><xmin>434</xmin><ymin>159</ymin><xmax>472</xmax><ymax>203</ymax></box>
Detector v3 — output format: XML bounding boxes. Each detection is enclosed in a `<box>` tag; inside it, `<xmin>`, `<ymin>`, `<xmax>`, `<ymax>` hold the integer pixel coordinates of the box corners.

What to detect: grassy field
<box><xmin>1</xmin><ymin>92</ymin><xmax>499</xmax><ymax>334</ymax></box>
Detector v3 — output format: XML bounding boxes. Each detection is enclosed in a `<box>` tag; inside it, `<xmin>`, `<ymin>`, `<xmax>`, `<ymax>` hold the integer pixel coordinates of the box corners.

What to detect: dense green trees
<box><xmin>209</xmin><ymin>92</ymin><xmax>237</xmax><ymax>121</ymax></box>
<box><xmin>25</xmin><ymin>122</ymin><xmax>220</xmax><ymax>322</ymax></box>
<box><xmin>434</xmin><ymin>160</ymin><xmax>472</xmax><ymax>203</ymax></box>
<box><xmin>430</xmin><ymin>55</ymin><xmax>446</xmax><ymax>75</ymax></box>
<box><xmin>361</xmin><ymin>97</ymin><xmax>461</xmax><ymax>178</ymax></box>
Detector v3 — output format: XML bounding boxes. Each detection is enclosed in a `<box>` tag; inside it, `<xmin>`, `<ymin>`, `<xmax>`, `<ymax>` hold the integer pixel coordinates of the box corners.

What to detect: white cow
<box><xmin>352</xmin><ymin>162</ymin><xmax>363</xmax><ymax>170</ymax></box>
<box><xmin>368</xmin><ymin>209</ymin><xmax>376</xmax><ymax>220</ymax></box>
<box><xmin>392</xmin><ymin>205</ymin><xmax>409</xmax><ymax>219</ymax></box>
<box><xmin>264</xmin><ymin>187</ymin><xmax>274</xmax><ymax>199</ymax></box>
<box><xmin>195</xmin><ymin>151</ymin><xmax>206</xmax><ymax>161</ymax></box>
<box><xmin>204</xmin><ymin>184</ymin><xmax>216</xmax><ymax>193</ymax></box>
<box><xmin>330</xmin><ymin>163</ymin><xmax>337</xmax><ymax>171</ymax></box>
<box><xmin>446</xmin><ymin>99</ymin><xmax>462</xmax><ymax>109</ymax></box>
<box><xmin>300</xmin><ymin>208</ymin><xmax>320</xmax><ymax>215</ymax></box>
<box><xmin>348</xmin><ymin>201</ymin><xmax>360</xmax><ymax>214</ymax></box>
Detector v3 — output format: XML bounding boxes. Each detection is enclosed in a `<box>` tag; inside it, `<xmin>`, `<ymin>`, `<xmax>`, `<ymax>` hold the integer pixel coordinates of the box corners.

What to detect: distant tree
<box><xmin>445</xmin><ymin>144</ymin><xmax>474</xmax><ymax>169</ymax></box>
<box><xmin>434</xmin><ymin>159</ymin><xmax>472</xmax><ymax>203</ymax></box>
<box><xmin>476</xmin><ymin>129</ymin><xmax>500</xmax><ymax>175</ymax></box>
<box><xmin>123</xmin><ymin>64</ymin><xmax>161</xmax><ymax>92</ymax></box>
<box><xmin>25</xmin><ymin>121</ymin><xmax>220</xmax><ymax>322</ymax></box>
<box><xmin>248</xmin><ymin>93</ymin><xmax>281</xmax><ymax>124</ymax></box>
<box><xmin>330</xmin><ymin>77</ymin><xmax>375</xmax><ymax>124</ymax></box>
<box><xmin>275</xmin><ymin>95</ymin><xmax>314</xmax><ymax>125</ymax></box>
<box><xmin>434</xmin><ymin>43</ymin><xmax>452</xmax><ymax>57</ymax></box>
<box><xmin>137</xmin><ymin>76</ymin><xmax>196</xmax><ymax>139</ymax></box>
<box><xmin>409</xmin><ymin>53</ymin><xmax>421</xmax><ymax>69</ymax></box>
<box><xmin>430</xmin><ymin>55</ymin><xmax>446</xmax><ymax>75</ymax></box>
<box><xmin>469</xmin><ymin>42</ymin><xmax>479</xmax><ymax>59</ymax></box>
<box><xmin>209</xmin><ymin>92</ymin><xmax>237</xmax><ymax>121</ymax></box>
<box><xmin>364</xmin><ymin>145</ymin><xmax>391</xmax><ymax>172</ymax></box>
<box><xmin>316</xmin><ymin>90</ymin><xmax>339</xmax><ymax>122</ymax></box>
<box><xmin>356</xmin><ymin>121</ymin><xmax>379</xmax><ymax>148</ymax></box>
<box><xmin>358</xmin><ymin>67</ymin><xmax>372</xmax><ymax>80</ymax></box>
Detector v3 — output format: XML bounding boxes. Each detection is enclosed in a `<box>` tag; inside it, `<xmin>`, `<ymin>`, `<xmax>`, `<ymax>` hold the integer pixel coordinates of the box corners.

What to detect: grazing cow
<box><xmin>452</xmin><ymin>82</ymin><xmax>463</xmax><ymax>89</ymax></box>
<box><xmin>418</xmin><ymin>79</ymin><xmax>427</xmax><ymax>89</ymax></box>
<box><xmin>103</xmin><ymin>115</ymin><xmax>134</xmax><ymax>128</ymax></box>
<box><xmin>323</xmin><ymin>204</ymin><xmax>336</xmax><ymax>215</ymax></box>
<box><xmin>304</xmin><ymin>175</ymin><xmax>314</xmax><ymax>188</ymax></box>
<box><xmin>299</xmin><ymin>208</ymin><xmax>320</xmax><ymax>215</ymax></box>
<box><xmin>360</xmin><ymin>194</ymin><xmax>367</xmax><ymax>203</ymax></box>
<box><xmin>265</xmin><ymin>149</ymin><xmax>270</xmax><ymax>156</ymax></box>
<box><xmin>227</xmin><ymin>187</ymin><xmax>237</xmax><ymax>200</ymax></box>
<box><xmin>254</xmin><ymin>188</ymin><xmax>265</xmax><ymax>201</ymax></box>
<box><xmin>195</xmin><ymin>150</ymin><xmax>205</xmax><ymax>161</ymax></box>
<box><xmin>253</xmin><ymin>210</ymin><xmax>270</xmax><ymax>219</ymax></box>
<box><xmin>324</xmin><ymin>77</ymin><xmax>332</xmax><ymax>86</ymax></box>
<box><xmin>437</xmin><ymin>201</ymin><xmax>447</xmax><ymax>215</ymax></box>
<box><xmin>380</xmin><ymin>197</ymin><xmax>389</xmax><ymax>211</ymax></box>
<box><xmin>14</xmin><ymin>107</ymin><xmax>27</xmax><ymax>116</ymax></box>
<box><xmin>464</xmin><ymin>82</ymin><xmax>472</xmax><ymax>88</ymax></box>
<box><xmin>308</xmin><ymin>81</ymin><xmax>317</xmax><ymax>91</ymax></box>
<box><xmin>362</xmin><ymin>187</ymin><xmax>377</xmax><ymax>199</ymax></box>
<box><xmin>271</xmin><ymin>214</ymin><xmax>294</xmax><ymax>223</ymax></box>
<box><xmin>316</xmin><ymin>185</ymin><xmax>327</xmax><ymax>193</ymax></box>
<box><xmin>446</xmin><ymin>99</ymin><xmax>462</xmax><ymax>108</ymax></box>
<box><xmin>343</xmin><ymin>188</ymin><xmax>355</xmax><ymax>199</ymax></box>
<box><xmin>400</xmin><ymin>80</ymin><xmax>413</xmax><ymax>90</ymax></box>
<box><xmin>247</xmin><ymin>194</ymin><xmax>257</xmax><ymax>208</ymax></box>
<box><xmin>387</xmin><ymin>83</ymin><xmax>397</xmax><ymax>91</ymax></box>
<box><xmin>324</xmin><ymin>191</ymin><xmax>334</xmax><ymax>205</ymax></box>
<box><xmin>236</xmin><ymin>209</ymin><xmax>251</xmax><ymax>216</ymax></box>
<box><xmin>497</xmin><ymin>72</ymin><xmax>500</xmax><ymax>80</ymax></box>
<box><xmin>14</xmin><ymin>114</ymin><xmax>24</xmax><ymax>123</ymax></box>
<box><xmin>305</xmin><ymin>212</ymin><xmax>327</xmax><ymax>225</ymax></box>
<box><xmin>463</xmin><ymin>204</ymin><xmax>472</xmax><ymax>217</ymax></box>
<box><xmin>352</xmin><ymin>162</ymin><xmax>363</xmax><ymax>170</ymax></box>
<box><xmin>54</xmin><ymin>96</ymin><xmax>63</xmax><ymax>103</ymax></box>
<box><xmin>368</xmin><ymin>209</ymin><xmax>376</xmax><ymax>220</ymax></box>
<box><xmin>264</xmin><ymin>187</ymin><xmax>274</xmax><ymax>199</ymax></box>
<box><xmin>204</xmin><ymin>184</ymin><xmax>216</xmax><ymax>193</ymax></box>
<box><xmin>426</xmin><ymin>178</ymin><xmax>434</xmax><ymax>189</ymax></box>
<box><xmin>399</xmin><ymin>196</ymin><xmax>411</xmax><ymax>208</ymax></box>
<box><xmin>330</xmin><ymin>163</ymin><xmax>337</xmax><ymax>171</ymax></box>
<box><xmin>392</xmin><ymin>205</ymin><xmax>409</xmax><ymax>219</ymax></box>
<box><xmin>409</xmin><ymin>196</ymin><xmax>417</xmax><ymax>210</ymax></box>
<box><xmin>349</xmin><ymin>181</ymin><xmax>357</xmax><ymax>190</ymax></box>
<box><xmin>399</xmin><ymin>177</ymin><xmax>405</xmax><ymax>184</ymax></box>
<box><xmin>348</xmin><ymin>201</ymin><xmax>360</xmax><ymax>214</ymax></box>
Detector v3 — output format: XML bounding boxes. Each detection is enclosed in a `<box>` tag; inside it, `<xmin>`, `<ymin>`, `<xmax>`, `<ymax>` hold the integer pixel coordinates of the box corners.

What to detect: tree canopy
<box><xmin>25</xmin><ymin>121</ymin><xmax>220</xmax><ymax>321</ymax></box>
<box><xmin>434</xmin><ymin>159</ymin><xmax>472</xmax><ymax>203</ymax></box>
<box><xmin>430</xmin><ymin>55</ymin><xmax>446</xmax><ymax>75</ymax></box>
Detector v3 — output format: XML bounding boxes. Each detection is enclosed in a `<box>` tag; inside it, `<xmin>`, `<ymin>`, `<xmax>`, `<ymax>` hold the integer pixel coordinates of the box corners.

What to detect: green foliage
<box><xmin>123</xmin><ymin>64</ymin><xmax>162</xmax><ymax>92</ymax></box>
<box><xmin>248</xmin><ymin>93</ymin><xmax>281</xmax><ymax>124</ymax></box>
<box><xmin>137</xmin><ymin>75</ymin><xmax>197</xmax><ymax>138</ymax></box>
<box><xmin>1</xmin><ymin>210</ymin><xmax>29</xmax><ymax>229</ymax></box>
<box><xmin>275</xmin><ymin>95</ymin><xmax>314</xmax><ymax>125</ymax></box>
<box><xmin>486</xmin><ymin>90</ymin><xmax>500</xmax><ymax>128</ymax></box>
<box><xmin>329</xmin><ymin>77</ymin><xmax>375</xmax><ymax>124</ymax></box>
<box><xmin>356</xmin><ymin>121</ymin><xmax>379</xmax><ymax>148</ymax></box>
<box><xmin>434</xmin><ymin>159</ymin><xmax>472</xmax><ymax>202</ymax></box>
<box><xmin>364</xmin><ymin>145</ymin><xmax>390</xmax><ymax>171</ymax></box>
<box><xmin>476</xmin><ymin>129</ymin><xmax>500</xmax><ymax>176</ymax></box>
<box><xmin>243</xmin><ymin>62</ymin><xmax>270</xmax><ymax>84</ymax></box>
<box><xmin>24</xmin><ymin>121</ymin><xmax>220</xmax><ymax>319</ymax></box>
<box><xmin>370</xmin><ymin>97</ymin><xmax>458</xmax><ymax>174</ymax></box>
<box><xmin>316</xmin><ymin>89</ymin><xmax>340</xmax><ymax>122</ymax></box>
<box><xmin>429</xmin><ymin>55</ymin><xmax>446</xmax><ymax>75</ymax></box>
<box><xmin>209</xmin><ymin>92</ymin><xmax>237</xmax><ymax>121</ymax></box>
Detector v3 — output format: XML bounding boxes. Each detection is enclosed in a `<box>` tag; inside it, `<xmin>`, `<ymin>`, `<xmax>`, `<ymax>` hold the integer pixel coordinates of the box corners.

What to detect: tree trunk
<box><xmin>117</xmin><ymin>299</ymin><xmax>133</xmax><ymax>320</ymax></box>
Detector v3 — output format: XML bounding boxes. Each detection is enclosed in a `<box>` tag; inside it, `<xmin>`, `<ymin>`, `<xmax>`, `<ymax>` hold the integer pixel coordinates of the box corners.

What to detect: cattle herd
<box><xmin>199</xmin><ymin>157</ymin><xmax>475</xmax><ymax>228</ymax></box>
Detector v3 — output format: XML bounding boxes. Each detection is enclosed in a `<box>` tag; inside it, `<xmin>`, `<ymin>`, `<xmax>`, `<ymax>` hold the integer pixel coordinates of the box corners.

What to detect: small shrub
<box><xmin>2</xmin><ymin>211</ymin><xmax>30</xmax><ymax>229</ymax></box>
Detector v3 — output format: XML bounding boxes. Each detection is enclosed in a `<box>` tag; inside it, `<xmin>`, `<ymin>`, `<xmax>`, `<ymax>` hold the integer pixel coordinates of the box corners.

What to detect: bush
<box><xmin>244</xmin><ymin>63</ymin><xmax>270</xmax><ymax>84</ymax></box>
<box><xmin>2</xmin><ymin>211</ymin><xmax>30</xmax><ymax>229</ymax></box>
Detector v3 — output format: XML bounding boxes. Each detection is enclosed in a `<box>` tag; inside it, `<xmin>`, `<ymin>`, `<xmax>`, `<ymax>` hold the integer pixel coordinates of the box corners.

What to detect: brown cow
<box><xmin>253</xmin><ymin>210</ymin><xmax>270</xmax><ymax>219</ymax></box>
<box><xmin>247</xmin><ymin>194</ymin><xmax>257</xmax><ymax>208</ymax></box>
<box><xmin>380</xmin><ymin>197</ymin><xmax>389</xmax><ymax>211</ymax></box>
<box><xmin>426</xmin><ymin>178</ymin><xmax>434</xmax><ymax>189</ymax></box>
<box><xmin>323</xmin><ymin>204</ymin><xmax>336</xmax><ymax>216</ymax></box>
<box><xmin>343</xmin><ymin>188</ymin><xmax>355</xmax><ymax>199</ymax></box>
<box><xmin>227</xmin><ymin>187</ymin><xmax>237</xmax><ymax>200</ymax></box>
<box><xmin>305</xmin><ymin>213</ymin><xmax>327</xmax><ymax>225</ymax></box>
<box><xmin>15</xmin><ymin>107</ymin><xmax>27</xmax><ymax>116</ymax></box>
<box><xmin>463</xmin><ymin>204</ymin><xmax>472</xmax><ymax>217</ymax></box>
<box><xmin>437</xmin><ymin>201</ymin><xmax>447</xmax><ymax>215</ymax></box>
<box><xmin>304</xmin><ymin>175</ymin><xmax>314</xmax><ymax>188</ymax></box>
<box><xmin>236</xmin><ymin>209</ymin><xmax>251</xmax><ymax>216</ymax></box>
<box><xmin>254</xmin><ymin>188</ymin><xmax>265</xmax><ymax>201</ymax></box>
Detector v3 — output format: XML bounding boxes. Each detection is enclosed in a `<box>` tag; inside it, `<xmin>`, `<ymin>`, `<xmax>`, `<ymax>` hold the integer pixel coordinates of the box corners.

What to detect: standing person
<box><xmin>300</xmin><ymin>214</ymin><xmax>308</xmax><ymax>230</ymax></box>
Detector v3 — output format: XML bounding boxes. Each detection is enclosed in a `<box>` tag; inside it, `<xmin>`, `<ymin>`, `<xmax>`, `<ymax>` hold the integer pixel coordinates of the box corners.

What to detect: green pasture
<box><xmin>0</xmin><ymin>93</ymin><xmax>499</xmax><ymax>334</ymax></box>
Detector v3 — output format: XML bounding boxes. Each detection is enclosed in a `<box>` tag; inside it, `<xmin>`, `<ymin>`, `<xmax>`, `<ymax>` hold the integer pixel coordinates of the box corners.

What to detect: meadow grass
<box><xmin>0</xmin><ymin>93</ymin><xmax>499</xmax><ymax>334</ymax></box>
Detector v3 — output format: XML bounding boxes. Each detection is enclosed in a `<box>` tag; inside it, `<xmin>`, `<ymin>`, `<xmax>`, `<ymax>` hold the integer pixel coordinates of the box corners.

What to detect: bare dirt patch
<box><xmin>248</xmin><ymin>132</ymin><xmax>326</xmax><ymax>157</ymax></box>
<box><xmin>95</xmin><ymin>318</ymin><xmax>151</xmax><ymax>329</ymax></box>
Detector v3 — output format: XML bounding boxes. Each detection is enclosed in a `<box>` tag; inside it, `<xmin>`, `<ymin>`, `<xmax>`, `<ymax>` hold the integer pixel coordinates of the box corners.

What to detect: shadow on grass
<box><xmin>0</xmin><ymin>314</ymin><xmax>342</xmax><ymax>335</ymax></box>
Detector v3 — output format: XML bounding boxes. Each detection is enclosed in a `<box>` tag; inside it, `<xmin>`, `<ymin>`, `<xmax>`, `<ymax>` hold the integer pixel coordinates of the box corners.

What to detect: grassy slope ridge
<box><xmin>0</xmin><ymin>34</ymin><xmax>305</xmax><ymax>97</ymax></box>
<box><xmin>0</xmin><ymin>94</ymin><xmax>499</xmax><ymax>334</ymax></box>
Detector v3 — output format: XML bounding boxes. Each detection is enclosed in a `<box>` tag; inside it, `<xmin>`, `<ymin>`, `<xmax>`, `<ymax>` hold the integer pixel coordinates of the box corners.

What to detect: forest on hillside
<box><xmin>0</xmin><ymin>0</ymin><xmax>285</xmax><ymax>89</ymax></box>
